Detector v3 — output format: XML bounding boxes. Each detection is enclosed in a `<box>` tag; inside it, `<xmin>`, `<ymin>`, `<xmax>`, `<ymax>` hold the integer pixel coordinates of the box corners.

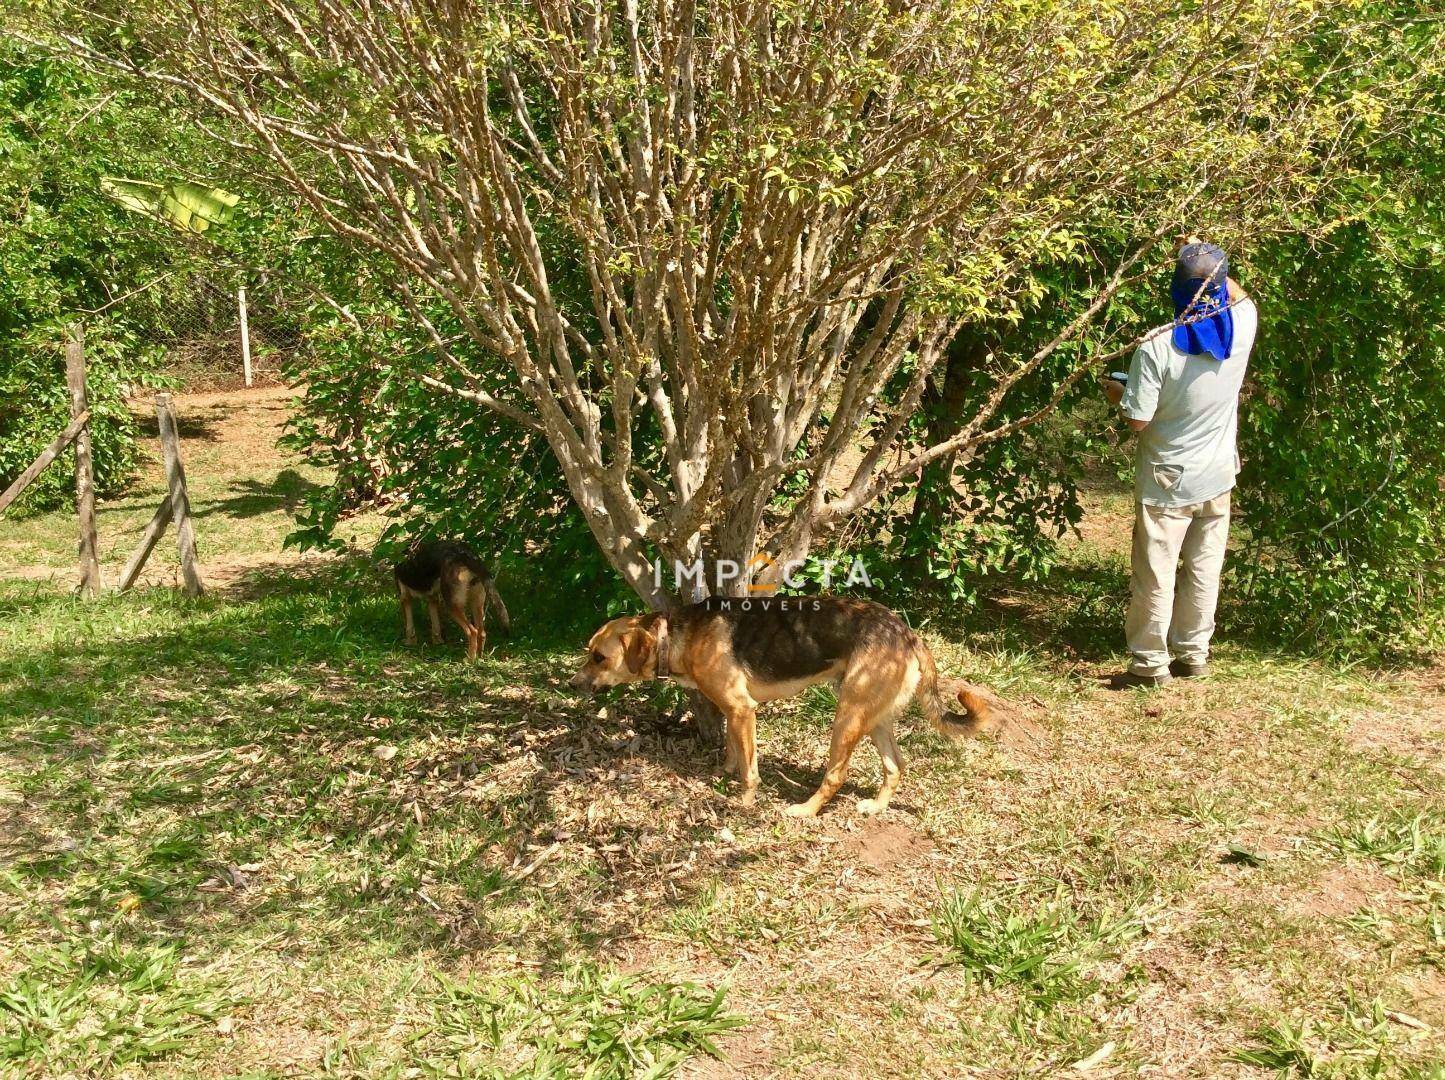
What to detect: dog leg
<box><xmin>722</xmin><ymin>716</ymin><xmax>740</xmax><ymax>777</ymax></box>
<box><xmin>728</xmin><ymin>708</ymin><xmax>759</xmax><ymax>806</ymax></box>
<box><xmin>470</xmin><ymin>589</ymin><xmax>488</xmax><ymax>655</ymax></box>
<box><xmin>857</xmin><ymin>719</ymin><xmax>904</xmax><ymax>815</ymax></box>
<box><xmin>400</xmin><ymin>585</ymin><xmax>417</xmax><ymax>646</ymax></box>
<box><xmin>785</xmin><ymin>708</ymin><xmax>868</xmax><ymax>818</ymax></box>
<box><xmin>427</xmin><ymin>597</ymin><xmax>443</xmax><ymax>645</ymax></box>
<box><xmin>448</xmin><ymin>601</ymin><xmax>478</xmax><ymax>660</ymax></box>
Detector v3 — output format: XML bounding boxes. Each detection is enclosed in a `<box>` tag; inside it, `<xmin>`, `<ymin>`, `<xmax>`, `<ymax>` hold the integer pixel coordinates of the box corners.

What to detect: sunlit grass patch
<box><xmin>0</xmin><ymin>940</ymin><xmax>234</xmax><ymax>1074</ymax></box>
<box><xmin>665</xmin><ymin>879</ymin><xmax>865</xmax><ymax>961</ymax></box>
<box><xmin>416</xmin><ymin>966</ymin><xmax>742</xmax><ymax>1078</ymax></box>
<box><xmin>1324</xmin><ymin>811</ymin><xmax>1445</xmax><ymax>880</ymax></box>
<box><xmin>1</xmin><ymin>527</ymin><xmax>1443</xmax><ymax>1076</ymax></box>
<box><xmin>931</xmin><ymin>888</ymin><xmax>1144</xmax><ymax>1008</ymax></box>
<box><xmin>1232</xmin><ymin>996</ymin><xmax>1443</xmax><ymax>1079</ymax></box>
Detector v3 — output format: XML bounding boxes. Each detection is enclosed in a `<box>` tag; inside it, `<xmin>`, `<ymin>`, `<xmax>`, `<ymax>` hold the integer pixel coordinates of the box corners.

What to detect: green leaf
<box><xmin>99</xmin><ymin>177</ymin><xmax>240</xmax><ymax>233</ymax></box>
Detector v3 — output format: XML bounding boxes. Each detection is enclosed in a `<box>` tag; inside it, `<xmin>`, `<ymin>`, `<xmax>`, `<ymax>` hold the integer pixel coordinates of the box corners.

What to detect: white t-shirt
<box><xmin>1121</xmin><ymin>297</ymin><xmax>1258</xmax><ymax>507</ymax></box>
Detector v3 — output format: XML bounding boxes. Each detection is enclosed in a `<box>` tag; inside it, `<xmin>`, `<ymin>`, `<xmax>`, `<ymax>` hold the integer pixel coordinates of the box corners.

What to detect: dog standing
<box><xmin>569</xmin><ymin>596</ymin><xmax>994</xmax><ymax>816</ymax></box>
<box><xmin>393</xmin><ymin>540</ymin><xmax>510</xmax><ymax>660</ymax></box>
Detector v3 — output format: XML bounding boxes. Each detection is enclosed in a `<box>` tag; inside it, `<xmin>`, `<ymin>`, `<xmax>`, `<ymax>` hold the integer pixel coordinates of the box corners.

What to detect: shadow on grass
<box><xmin>890</xmin><ymin>557</ymin><xmax>1127</xmax><ymax>667</ymax></box>
<box><xmin>133</xmin><ymin>406</ymin><xmax>225</xmax><ymax>444</ymax></box>
<box><xmin>884</xmin><ymin>545</ymin><xmax>1396</xmax><ymax>672</ymax></box>
<box><xmin>0</xmin><ymin>560</ymin><xmax>758</xmax><ymax>971</ymax></box>
<box><xmin>190</xmin><ymin>469</ymin><xmax>324</xmax><ymax>522</ymax></box>
<box><xmin>3</xmin><ymin>545</ymin><xmax>1414</xmax><ymax>981</ymax></box>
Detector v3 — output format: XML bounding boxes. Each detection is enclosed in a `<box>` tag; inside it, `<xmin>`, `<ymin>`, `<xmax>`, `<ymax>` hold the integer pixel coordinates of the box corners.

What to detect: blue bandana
<box><xmin>1171</xmin><ymin>242</ymin><xmax>1233</xmax><ymax>360</ymax></box>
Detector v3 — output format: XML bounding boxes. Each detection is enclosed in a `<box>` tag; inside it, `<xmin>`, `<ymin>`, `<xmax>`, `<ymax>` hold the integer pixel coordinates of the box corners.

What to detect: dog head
<box><xmin>568</xmin><ymin>615</ymin><xmax>659</xmax><ymax>694</ymax></box>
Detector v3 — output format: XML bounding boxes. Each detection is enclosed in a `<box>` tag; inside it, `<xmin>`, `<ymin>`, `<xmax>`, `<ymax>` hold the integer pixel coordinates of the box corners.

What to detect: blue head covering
<box><xmin>1170</xmin><ymin>242</ymin><xmax>1233</xmax><ymax>360</ymax></box>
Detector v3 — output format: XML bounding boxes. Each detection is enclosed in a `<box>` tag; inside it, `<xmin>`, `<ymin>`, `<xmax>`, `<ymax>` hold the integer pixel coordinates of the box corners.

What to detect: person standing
<box><xmin>1102</xmin><ymin>241</ymin><xmax>1258</xmax><ymax>688</ymax></box>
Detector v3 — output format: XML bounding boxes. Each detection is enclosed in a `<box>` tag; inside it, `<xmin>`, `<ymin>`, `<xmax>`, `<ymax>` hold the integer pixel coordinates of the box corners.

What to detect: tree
<box><xmin>24</xmin><ymin>0</ymin><xmax>1435</xmax><ymax>602</ymax></box>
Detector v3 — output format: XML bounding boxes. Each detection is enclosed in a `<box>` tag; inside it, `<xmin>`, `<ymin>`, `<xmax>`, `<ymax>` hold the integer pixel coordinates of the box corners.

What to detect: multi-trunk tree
<box><xmin>25</xmin><ymin>0</ymin><xmax>1435</xmax><ymax>603</ymax></box>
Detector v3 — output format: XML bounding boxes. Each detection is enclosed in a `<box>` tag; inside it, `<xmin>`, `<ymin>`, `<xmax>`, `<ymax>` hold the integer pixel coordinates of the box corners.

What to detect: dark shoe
<box><xmin>1106</xmin><ymin>671</ymin><xmax>1173</xmax><ymax>690</ymax></box>
<box><xmin>1169</xmin><ymin>659</ymin><xmax>1209</xmax><ymax>679</ymax></box>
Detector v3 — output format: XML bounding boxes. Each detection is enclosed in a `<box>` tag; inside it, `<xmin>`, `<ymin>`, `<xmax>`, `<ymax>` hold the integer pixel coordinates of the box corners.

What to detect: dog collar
<box><xmin>654</xmin><ymin>616</ymin><xmax>670</xmax><ymax>680</ymax></box>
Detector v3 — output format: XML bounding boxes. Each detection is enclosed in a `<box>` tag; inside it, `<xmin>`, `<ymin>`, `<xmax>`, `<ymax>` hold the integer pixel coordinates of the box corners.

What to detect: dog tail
<box><xmin>911</xmin><ymin>634</ymin><xmax>996</xmax><ymax>740</ymax></box>
<box><xmin>484</xmin><ymin>576</ymin><xmax>512</xmax><ymax>636</ymax></box>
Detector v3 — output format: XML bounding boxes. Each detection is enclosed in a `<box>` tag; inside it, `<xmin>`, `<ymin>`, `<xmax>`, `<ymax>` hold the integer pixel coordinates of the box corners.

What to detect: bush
<box><xmin>0</xmin><ymin>46</ymin><xmax>194</xmax><ymax>512</ymax></box>
<box><xmin>1231</xmin><ymin>163</ymin><xmax>1445</xmax><ymax>651</ymax></box>
<box><xmin>0</xmin><ymin>324</ymin><xmax>153</xmax><ymax>513</ymax></box>
<box><xmin>280</xmin><ymin>288</ymin><xmax>630</xmax><ymax>621</ymax></box>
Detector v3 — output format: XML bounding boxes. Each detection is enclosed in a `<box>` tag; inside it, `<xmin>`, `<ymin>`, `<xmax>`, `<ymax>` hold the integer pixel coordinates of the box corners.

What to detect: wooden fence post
<box><xmin>155</xmin><ymin>394</ymin><xmax>203</xmax><ymax>597</ymax></box>
<box><xmin>66</xmin><ymin>329</ymin><xmax>101</xmax><ymax>598</ymax></box>
<box><xmin>238</xmin><ymin>286</ymin><xmax>252</xmax><ymax>388</ymax></box>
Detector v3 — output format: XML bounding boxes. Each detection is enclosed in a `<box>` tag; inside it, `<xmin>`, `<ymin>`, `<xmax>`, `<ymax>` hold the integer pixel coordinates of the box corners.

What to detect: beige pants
<box><xmin>1125</xmin><ymin>493</ymin><xmax>1231</xmax><ymax>676</ymax></box>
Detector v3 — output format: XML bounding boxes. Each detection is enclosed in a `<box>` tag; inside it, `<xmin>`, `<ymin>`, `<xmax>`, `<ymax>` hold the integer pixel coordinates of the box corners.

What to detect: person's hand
<box><xmin>1103</xmin><ymin>377</ymin><xmax>1125</xmax><ymax>406</ymax></box>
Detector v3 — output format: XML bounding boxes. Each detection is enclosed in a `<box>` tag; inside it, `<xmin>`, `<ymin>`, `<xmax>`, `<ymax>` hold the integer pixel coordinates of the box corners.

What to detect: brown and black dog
<box><xmin>393</xmin><ymin>540</ymin><xmax>510</xmax><ymax>660</ymax></box>
<box><xmin>569</xmin><ymin>596</ymin><xmax>995</xmax><ymax>816</ymax></box>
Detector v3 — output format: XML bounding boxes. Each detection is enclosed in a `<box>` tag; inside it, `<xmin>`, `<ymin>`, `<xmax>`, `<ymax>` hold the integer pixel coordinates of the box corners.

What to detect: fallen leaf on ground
<box><xmin>1386</xmin><ymin>1010</ymin><xmax>1430</xmax><ymax>1031</ymax></box>
<box><xmin>1070</xmin><ymin>1041</ymin><xmax>1115</xmax><ymax>1071</ymax></box>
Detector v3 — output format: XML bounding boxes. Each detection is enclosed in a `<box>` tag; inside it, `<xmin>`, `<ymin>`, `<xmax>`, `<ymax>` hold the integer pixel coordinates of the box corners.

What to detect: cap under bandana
<box><xmin>1171</xmin><ymin>242</ymin><xmax>1233</xmax><ymax>360</ymax></box>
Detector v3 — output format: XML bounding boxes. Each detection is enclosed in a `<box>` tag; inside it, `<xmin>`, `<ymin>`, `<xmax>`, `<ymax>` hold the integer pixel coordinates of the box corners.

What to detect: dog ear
<box><xmin>623</xmin><ymin>628</ymin><xmax>655</xmax><ymax>674</ymax></box>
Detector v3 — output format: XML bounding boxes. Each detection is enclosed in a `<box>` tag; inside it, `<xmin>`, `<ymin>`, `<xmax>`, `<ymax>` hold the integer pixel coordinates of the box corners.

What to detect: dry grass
<box><xmin>1</xmin><ymin>390</ymin><xmax>1443</xmax><ymax>1078</ymax></box>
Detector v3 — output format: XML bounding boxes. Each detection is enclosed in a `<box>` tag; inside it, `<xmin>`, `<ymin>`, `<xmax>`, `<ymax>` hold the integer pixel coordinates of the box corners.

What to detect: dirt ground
<box><xmin>0</xmin><ymin>385</ymin><xmax>380</xmax><ymax>591</ymax></box>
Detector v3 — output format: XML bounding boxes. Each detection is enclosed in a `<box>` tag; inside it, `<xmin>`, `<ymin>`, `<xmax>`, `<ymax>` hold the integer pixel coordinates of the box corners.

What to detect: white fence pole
<box><xmin>238</xmin><ymin>286</ymin><xmax>252</xmax><ymax>387</ymax></box>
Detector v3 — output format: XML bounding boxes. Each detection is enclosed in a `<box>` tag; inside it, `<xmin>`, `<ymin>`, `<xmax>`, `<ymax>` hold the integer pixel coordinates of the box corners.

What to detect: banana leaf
<box><xmin>100</xmin><ymin>177</ymin><xmax>240</xmax><ymax>233</ymax></box>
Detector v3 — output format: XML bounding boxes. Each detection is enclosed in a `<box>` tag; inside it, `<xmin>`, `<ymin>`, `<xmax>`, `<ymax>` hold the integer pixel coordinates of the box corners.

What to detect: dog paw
<box><xmin>738</xmin><ymin>787</ymin><xmax>757</xmax><ymax>808</ymax></box>
<box><xmin>783</xmin><ymin>802</ymin><xmax>818</xmax><ymax>818</ymax></box>
<box><xmin>856</xmin><ymin>798</ymin><xmax>888</xmax><ymax>816</ymax></box>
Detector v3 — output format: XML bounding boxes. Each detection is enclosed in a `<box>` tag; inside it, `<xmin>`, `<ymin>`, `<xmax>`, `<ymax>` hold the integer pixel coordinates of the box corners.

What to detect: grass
<box><xmin>1325</xmin><ymin>813</ymin><xmax>1445</xmax><ymax>880</ymax></box>
<box><xmin>422</xmin><ymin>967</ymin><xmax>741</xmax><ymax>1078</ymax></box>
<box><xmin>2</xmin><ymin>388</ymin><xmax>1444</xmax><ymax>1076</ymax></box>
<box><xmin>0</xmin><ymin>387</ymin><xmax>383</xmax><ymax>586</ymax></box>
<box><xmin>0</xmin><ymin>941</ymin><xmax>232</xmax><ymax>1074</ymax></box>
<box><xmin>1232</xmin><ymin>997</ymin><xmax>1445</xmax><ymax>1079</ymax></box>
<box><xmin>931</xmin><ymin>888</ymin><xmax>1144</xmax><ymax>1006</ymax></box>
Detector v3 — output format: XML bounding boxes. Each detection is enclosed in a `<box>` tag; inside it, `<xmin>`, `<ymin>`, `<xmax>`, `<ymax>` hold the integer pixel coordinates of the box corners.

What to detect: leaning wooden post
<box><xmin>238</xmin><ymin>286</ymin><xmax>252</xmax><ymax>388</ymax></box>
<box><xmin>115</xmin><ymin>498</ymin><xmax>174</xmax><ymax>592</ymax></box>
<box><xmin>0</xmin><ymin>409</ymin><xmax>90</xmax><ymax>515</ymax></box>
<box><xmin>155</xmin><ymin>394</ymin><xmax>203</xmax><ymax>597</ymax></box>
<box><xmin>66</xmin><ymin>328</ymin><xmax>101</xmax><ymax>598</ymax></box>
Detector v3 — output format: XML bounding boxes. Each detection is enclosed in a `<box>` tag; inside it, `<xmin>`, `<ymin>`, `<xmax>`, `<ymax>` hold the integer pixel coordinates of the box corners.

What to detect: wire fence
<box><xmin>121</xmin><ymin>273</ymin><xmax>305</xmax><ymax>391</ymax></box>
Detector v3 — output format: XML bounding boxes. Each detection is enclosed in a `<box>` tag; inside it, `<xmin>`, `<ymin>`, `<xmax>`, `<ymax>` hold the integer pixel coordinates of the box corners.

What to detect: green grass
<box><xmin>2</xmin><ymin>393</ymin><xmax>1444</xmax><ymax>1075</ymax></box>
<box><xmin>0</xmin><ymin>941</ymin><xmax>233</xmax><ymax>1074</ymax></box>
<box><xmin>931</xmin><ymin>888</ymin><xmax>1144</xmax><ymax>1007</ymax></box>
<box><xmin>1325</xmin><ymin>812</ymin><xmax>1445</xmax><ymax>880</ymax></box>
<box><xmin>0</xmin><ymin>388</ymin><xmax>384</xmax><ymax>581</ymax></box>
<box><xmin>5</xmin><ymin>559</ymin><xmax>1443</xmax><ymax>1075</ymax></box>
<box><xmin>1232</xmin><ymin>997</ymin><xmax>1445</xmax><ymax>1079</ymax></box>
<box><xmin>420</xmin><ymin>967</ymin><xmax>741</xmax><ymax>1078</ymax></box>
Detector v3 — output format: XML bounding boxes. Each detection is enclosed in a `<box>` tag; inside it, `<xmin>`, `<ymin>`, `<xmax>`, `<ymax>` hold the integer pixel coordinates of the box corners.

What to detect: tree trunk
<box><xmin>908</xmin><ymin>330</ymin><xmax>993</xmax><ymax>549</ymax></box>
<box><xmin>690</xmin><ymin>693</ymin><xmax>726</xmax><ymax>748</ymax></box>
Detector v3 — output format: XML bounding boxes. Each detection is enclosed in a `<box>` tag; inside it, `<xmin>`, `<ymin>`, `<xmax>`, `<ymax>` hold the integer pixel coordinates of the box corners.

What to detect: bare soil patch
<box><xmin>1289</xmin><ymin>863</ymin><xmax>1396</xmax><ymax>919</ymax></box>
<box><xmin>1347</xmin><ymin>661</ymin><xmax>1445</xmax><ymax>767</ymax></box>
<box><xmin>846</xmin><ymin>818</ymin><xmax>935</xmax><ymax>872</ymax></box>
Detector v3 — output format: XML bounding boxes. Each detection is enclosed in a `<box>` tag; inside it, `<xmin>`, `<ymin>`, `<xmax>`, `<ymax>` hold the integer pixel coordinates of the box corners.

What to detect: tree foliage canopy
<box><xmin>26</xmin><ymin>0</ymin><xmax>1435</xmax><ymax>604</ymax></box>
